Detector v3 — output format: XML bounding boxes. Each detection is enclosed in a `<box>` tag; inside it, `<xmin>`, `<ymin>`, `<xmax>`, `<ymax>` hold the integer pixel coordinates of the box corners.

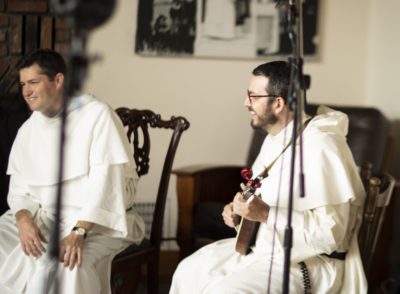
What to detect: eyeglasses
<box><xmin>247</xmin><ymin>94</ymin><xmax>279</xmax><ymax>104</ymax></box>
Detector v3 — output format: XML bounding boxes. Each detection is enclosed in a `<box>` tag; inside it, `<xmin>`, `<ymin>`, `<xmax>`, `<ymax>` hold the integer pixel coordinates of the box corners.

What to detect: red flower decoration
<box><xmin>241</xmin><ymin>168</ymin><xmax>252</xmax><ymax>180</ymax></box>
<box><xmin>249</xmin><ymin>179</ymin><xmax>262</xmax><ymax>188</ymax></box>
<box><xmin>241</xmin><ymin>168</ymin><xmax>262</xmax><ymax>189</ymax></box>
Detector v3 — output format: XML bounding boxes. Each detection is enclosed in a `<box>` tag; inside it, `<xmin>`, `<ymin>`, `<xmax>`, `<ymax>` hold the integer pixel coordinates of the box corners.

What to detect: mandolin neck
<box><xmin>242</xmin><ymin>186</ymin><xmax>256</xmax><ymax>201</ymax></box>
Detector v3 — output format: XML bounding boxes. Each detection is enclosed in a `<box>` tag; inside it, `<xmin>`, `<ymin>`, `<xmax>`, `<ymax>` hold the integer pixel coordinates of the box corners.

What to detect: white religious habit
<box><xmin>0</xmin><ymin>94</ymin><xmax>145</xmax><ymax>294</ymax></box>
<box><xmin>170</xmin><ymin>106</ymin><xmax>367</xmax><ymax>294</ymax></box>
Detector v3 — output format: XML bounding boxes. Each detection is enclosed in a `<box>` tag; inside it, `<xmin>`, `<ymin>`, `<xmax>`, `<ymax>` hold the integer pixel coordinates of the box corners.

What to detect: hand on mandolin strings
<box><xmin>232</xmin><ymin>184</ymin><xmax>270</xmax><ymax>223</ymax></box>
<box><xmin>222</xmin><ymin>202</ymin><xmax>240</xmax><ymax>228</ymax></box>
<box><xmin>221</xmin><ymin>182</ymin><xmax>254</xmax><ymax>228</ymax></box>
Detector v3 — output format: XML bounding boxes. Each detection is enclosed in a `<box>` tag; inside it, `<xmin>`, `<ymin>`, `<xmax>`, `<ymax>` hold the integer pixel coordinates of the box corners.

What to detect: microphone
<box><xmin>50</xmin><ymin>0</ymin><xmax>117</xmax><ymax>32</ymax></box>
<box><xmin>50</xmin><ymin>0</ymin><xmax>116</xmax><ymax>96</ymax></box>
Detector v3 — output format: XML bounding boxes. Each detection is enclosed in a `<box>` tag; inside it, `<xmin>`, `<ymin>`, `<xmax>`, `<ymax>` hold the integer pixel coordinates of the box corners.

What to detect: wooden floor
<box><xmin>136</xmin><ymin>250</ymin><xmax>180</xmax><ymax>294</ymax></box>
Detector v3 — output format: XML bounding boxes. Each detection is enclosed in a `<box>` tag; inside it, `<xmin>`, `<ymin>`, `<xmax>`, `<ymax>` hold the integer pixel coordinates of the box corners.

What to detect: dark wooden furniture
<box><xmin>358</xmin><ymin>165</ymin><xmax>399</xmax><ymax>292</ymax></box>
<box><xmin>358</xmin><ymin>171</ymin><xmax>396</xmax><ymax>273</ymax></box>
<box><xmin>110</xmin><ymin>108</ymin><xmax>190</xmax><ymax>294</ymax></box>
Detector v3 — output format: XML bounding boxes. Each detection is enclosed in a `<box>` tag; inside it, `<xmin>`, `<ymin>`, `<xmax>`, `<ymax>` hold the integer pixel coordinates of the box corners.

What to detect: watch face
<box><xmin>76</xmin><ymin>228</ymin><xmax>85</xmax><ymax>235</ymax></box>
<box><xmin>73</xmin><ymin>227</ymin><xmax>86</xmax><ymax>236</ymax></box>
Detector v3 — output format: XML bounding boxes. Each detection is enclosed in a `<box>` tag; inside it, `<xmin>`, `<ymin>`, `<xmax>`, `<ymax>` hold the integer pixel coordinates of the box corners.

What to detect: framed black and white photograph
<box><xmin>135</xmin><ymin>0</ymin><xmax>319</xmax><ymax>59</ymax></box>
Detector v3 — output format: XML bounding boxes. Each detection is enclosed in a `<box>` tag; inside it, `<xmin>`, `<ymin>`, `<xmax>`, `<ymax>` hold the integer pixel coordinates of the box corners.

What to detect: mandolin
<box><xmin>235</xmin><ymin>167</ymin><xmax>263</xmax><ymax>255</ymax></box>
<box><xmin>234</xmin><ymin>118</ymin><xmax>310</xmax><ymax>255</ymax></box>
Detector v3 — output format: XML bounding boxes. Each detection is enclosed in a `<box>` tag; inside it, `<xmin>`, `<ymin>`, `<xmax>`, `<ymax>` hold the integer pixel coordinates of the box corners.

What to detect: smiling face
<box><xmin>19</xmin><ymin>63</ymin><xmax>64</xmax><ymax>117</ymax></box>
<box><xmin>245</xmin><ymin>75</ymin><xmax>279</xmax><ymax>132</ymax></box>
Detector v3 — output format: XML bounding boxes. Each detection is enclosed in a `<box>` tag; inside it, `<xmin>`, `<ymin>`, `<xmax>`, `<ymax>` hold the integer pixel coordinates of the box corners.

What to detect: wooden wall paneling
<box><xmin>55</xmin><ymin>27</ymin><xmax>71</xmax><ymax>43</ymax></box>
<box><xmin>25</xmin><ymin>15</ymin><xmax>39</xmax><ymax>52</ymax></box>
<box><xmin>0</xmin><ymin>14</ymin><xmax>8</xmax><ymax>72</ymax></box>
<box><xmin>7</xmin><ymin>56</ymin><xmax>19</xmax><ymax>92</ymax></box>
<box><xmin>10</xmin><ymin>15</ymin><xmax>22</xmax><ymax>54</ymax></box>
<box><xmin>40</xmin><ymin>16</ymin><xmax>53</xmax><ymax>49</ymax></box>
<box><xmin>0</xmin><ymin>63</ymin><xmax>7</xmax><ymax>81</ymax></box>
<box><xmin>7</xmin><ymin>0</ymin><xmax>48</xmax><ymax>13</ymax></box>
<box><xmin>54</xmin><ymin>18</ymin><xmax>71</xmax><ymax>55</ymax></box>
<box><xmin>0</xmin><ymin>42</ymin><xmax>6</xmax><ymax>56</ymax></box>
<box><xmin>0</xmin><ymin>14</ymin><xmax>8</xmax><ymax>26</ymax></box>
<box><xmin>0</xmin><ymin>27</ymin><xmax>6</xmax><ymax>42</ymax></box>
<box><xmin>0</xmin><ymin>63</ymin><xmax>9</xmax><ymax>93</ymax></box>
<box><xmin>54</xmin><ymin>42</ymin><xmax>70</xmax><ymax>56</ymax></box>
<box><xmin>1</xmin><ymin>56</ymin><xmax>18</xmax><ymax>93</ymax></box>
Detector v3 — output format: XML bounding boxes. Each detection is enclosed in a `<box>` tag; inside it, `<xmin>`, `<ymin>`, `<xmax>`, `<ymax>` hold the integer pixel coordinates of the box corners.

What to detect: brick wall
<box><xmin>0</xmin><ymin>0</ymin><xmax>72</xmax><ymax>94</ymax></box>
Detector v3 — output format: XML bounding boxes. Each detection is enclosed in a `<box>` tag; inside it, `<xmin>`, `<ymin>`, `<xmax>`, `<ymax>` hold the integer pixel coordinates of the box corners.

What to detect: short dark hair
<box><xmin>252</xmin><ymin>61</ymin><xmax>290</xmax><ymax>101</ymax></box>
<box><xmin>17</xmin><ymin>48</ymin><xmax>67</xmax><ymax>80</ymax></box>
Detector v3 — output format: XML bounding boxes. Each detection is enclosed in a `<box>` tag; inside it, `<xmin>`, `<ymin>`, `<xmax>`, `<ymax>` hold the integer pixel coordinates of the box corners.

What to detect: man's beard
<box><xmin>250</xmin><ymin>104</ymin><xmax>278</xmax><ymax>130</ymax></box>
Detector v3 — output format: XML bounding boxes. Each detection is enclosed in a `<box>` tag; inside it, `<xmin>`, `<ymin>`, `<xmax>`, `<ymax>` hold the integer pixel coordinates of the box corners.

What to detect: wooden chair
<box><xmin>358</xmin><ymin>169</ymin><xmax>396</xmax><ymax>273</ymax></box>
<box><xmin>110</xmin><ymin>108</ymin><xmax>190</xmax><ymax>294</ymax></box>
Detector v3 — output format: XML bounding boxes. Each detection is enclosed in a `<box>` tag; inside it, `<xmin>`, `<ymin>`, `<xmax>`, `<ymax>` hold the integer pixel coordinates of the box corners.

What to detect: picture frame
<box><xmin>135</xmin><ymin>0</ymin><xmax>319</xmax><ymax>59</ymax></box>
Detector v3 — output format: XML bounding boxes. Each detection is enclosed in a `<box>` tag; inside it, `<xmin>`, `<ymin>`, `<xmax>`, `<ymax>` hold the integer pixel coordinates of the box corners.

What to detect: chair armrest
<box><xmin>172</xmin><ymin>164</ymin><xmax>244</xmax><ymax>258</ymax></box>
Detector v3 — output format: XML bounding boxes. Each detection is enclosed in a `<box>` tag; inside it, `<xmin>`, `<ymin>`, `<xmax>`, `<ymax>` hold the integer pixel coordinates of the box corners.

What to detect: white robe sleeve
<box><xmin>7</xmin><ymin>174</ymin><xmax>40</xmax><ymax>216</ymax></box>
<box><xmin>260</xmin><ymin>202</ymin><xmax>354</xmax><ymax>262</ymax></box>
<box><xmin>302</xmin><ymin>202</ymin><xmax>352</xmax><ymax>254</ymax></box>
<box><xmin>75</xmin><ymin>163</ymin><xmax>143</xmax><ymax>240</ymax></box>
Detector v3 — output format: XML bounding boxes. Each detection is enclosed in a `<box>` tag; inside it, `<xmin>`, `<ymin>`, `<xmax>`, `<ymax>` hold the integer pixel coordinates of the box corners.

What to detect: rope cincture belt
<box><xmin>298</xmin><ymin>251</ymin><xmax>347</xmax><ymax>294</ymax></box>
<box><xmin>298</xmin><ymin>261</ymin><xmax>312</xmax><ymax>294</ymax></box>
<box><xmin>321</xmin><ymin>251</ymin><xmax>347</xmax><ymax>260</ymax></box>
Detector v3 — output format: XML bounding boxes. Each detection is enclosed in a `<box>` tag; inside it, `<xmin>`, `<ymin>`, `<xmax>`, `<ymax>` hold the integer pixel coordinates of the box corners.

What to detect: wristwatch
<box><xmin>72</xmin><ymin>226</ymin><xmax>87</xmax><ymax>239</ymax></box>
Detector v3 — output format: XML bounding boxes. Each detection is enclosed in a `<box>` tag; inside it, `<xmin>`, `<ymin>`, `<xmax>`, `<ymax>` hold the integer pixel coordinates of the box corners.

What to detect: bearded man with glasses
<box><xmin>170</xmin><ymin>61</ymin><xmax>367</xmax><ymax>294</ymax></box>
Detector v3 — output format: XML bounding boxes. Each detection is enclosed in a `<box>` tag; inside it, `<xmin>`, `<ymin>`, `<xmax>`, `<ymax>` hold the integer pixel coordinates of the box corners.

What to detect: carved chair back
<box><xmin>111</xmin><ymin>108</ymin><xmax>189</xmax><ymax>294</ymax></box>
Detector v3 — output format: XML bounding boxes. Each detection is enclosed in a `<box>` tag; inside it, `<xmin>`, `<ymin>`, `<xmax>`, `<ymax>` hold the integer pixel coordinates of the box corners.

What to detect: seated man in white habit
<box><xmin>170</xmin><ymin>61</ymin><xmax>367</xmax><ymax>294</ymax></box>
<box><xmin>0</xmin><ymin>48</ymin><xmax>145</xmax><ymax>294</ymax></box>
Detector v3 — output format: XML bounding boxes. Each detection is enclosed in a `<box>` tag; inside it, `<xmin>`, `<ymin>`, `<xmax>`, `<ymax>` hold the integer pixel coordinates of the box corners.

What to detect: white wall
<box><xmin>366</xmin><ymin>0</ymin><xmax>400</xmax><ymax>177</ymax></box>
<box><xmin>306</xmin><ymin>0</ymin><xmax>369</xmax><ymax>105</ymax></box>
<box><xmin>83</xmin><ymin>0</ymin><xmax>400</xmax><ymax>241</ymax></box>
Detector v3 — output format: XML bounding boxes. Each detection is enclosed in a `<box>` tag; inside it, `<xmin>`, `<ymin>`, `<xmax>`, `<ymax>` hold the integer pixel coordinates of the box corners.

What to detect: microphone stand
<box><xmin>46</xmin><ymin>0</ymin><xmax>116</xmax><ymax>292</ymax></box>
<box><xmin>282</xmin><ymin>0</ymin><xmax>310</xmax><ymax>293</ymax></box>
<box><xmin>47</xmin><ymin>34</ymin><xmax>90</xmax><ymax>294</ymax></box>
<box><xmin>47</xmin><ymin>1</ymin><xmax>116</xmax><ymax>292</ymax></box>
